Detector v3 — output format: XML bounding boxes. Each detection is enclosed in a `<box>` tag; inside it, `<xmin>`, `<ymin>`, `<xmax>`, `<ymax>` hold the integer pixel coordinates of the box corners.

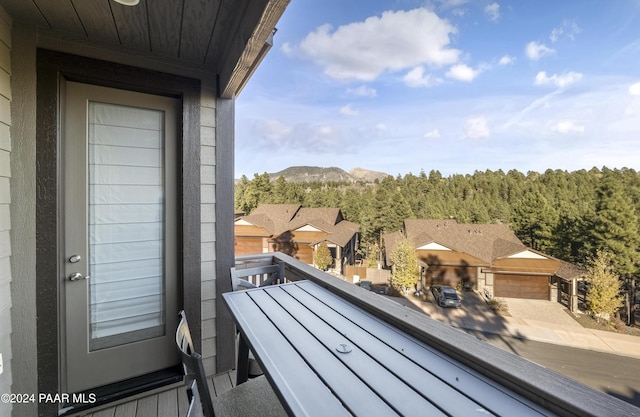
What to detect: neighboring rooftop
<box><xmin>402</xmin><ymin>219</ymin><xmax>526</xmax><ymax>263</ymax></box>
<box><xmin>237</xmin><ymin>204</ymin><xmax>360</xmax><ymax>245</ymax></box>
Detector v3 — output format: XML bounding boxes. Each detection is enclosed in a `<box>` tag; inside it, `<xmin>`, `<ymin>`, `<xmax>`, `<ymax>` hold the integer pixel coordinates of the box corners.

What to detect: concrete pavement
<box><xmin>385</xmin><ymin>290</ymin><xmax>640</xmax><ymax>359</ymax></box>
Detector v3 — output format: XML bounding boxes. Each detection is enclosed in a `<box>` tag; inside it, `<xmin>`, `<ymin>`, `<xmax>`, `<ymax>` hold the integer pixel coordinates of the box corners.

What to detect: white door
<box><xmin>63</xmin><ymin>82</ymin><xmax>180</xmax><ymax>393</ymax></box>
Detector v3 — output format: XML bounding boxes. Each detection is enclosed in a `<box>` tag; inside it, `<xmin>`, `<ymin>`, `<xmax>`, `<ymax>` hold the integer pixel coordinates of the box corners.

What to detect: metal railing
<box><xmin>233</xmin><ymin>252</ymin><xmax>638</xmax><ymax>417</ymax></box>
<box><xmin>231</xmin><ymin>260</ymin><xmax>286</xmax><ymax>288</ymax></box>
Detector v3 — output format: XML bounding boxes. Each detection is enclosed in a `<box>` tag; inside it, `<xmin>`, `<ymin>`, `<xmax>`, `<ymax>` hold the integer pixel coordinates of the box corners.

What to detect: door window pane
<box><xmin>88</xmin><ymin>102</ymin><xmax>166</xmax><ymax>351</ymax></box>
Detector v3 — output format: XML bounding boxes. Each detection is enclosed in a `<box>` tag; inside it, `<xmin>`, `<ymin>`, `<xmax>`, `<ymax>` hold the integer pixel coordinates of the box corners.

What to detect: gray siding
<box><xmin>200</xmin><ymin>82</ymin><xmax>217</xmax><ymax>374</ymax></box>
<box><xmin>10</xmin><ymin>23</ymin><xmax>39</xmax><ymax>417</ymax></box>
<box><xmin>0</xmin><ymin>6</ymin><xmax>11</xmax><ymax>417</ymax></box>
<box><xmin>5</xmin><ymin>16</ymin><xmax>228</xmax><ymax>413</ymax></box>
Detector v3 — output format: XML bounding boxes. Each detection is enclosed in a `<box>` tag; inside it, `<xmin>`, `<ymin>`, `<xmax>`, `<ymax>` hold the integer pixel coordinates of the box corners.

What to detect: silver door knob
<box><xmin>68</xmin><ymin>272</ymin><xmax>90</xmax><ymax>281</ymax></box>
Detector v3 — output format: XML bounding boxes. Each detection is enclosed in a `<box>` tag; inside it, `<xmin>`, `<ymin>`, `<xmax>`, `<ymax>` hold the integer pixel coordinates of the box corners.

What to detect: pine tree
<box><xmin>511</xmin><ymin>189</ymin><xmax>558</xmax><ymax>252</ymax></box>
<box><xmin>270</xmin><ymin>176</ymin><xmax>304</xmax><ymax>205</ymax></box>
<box><xmin>592</xmin><ymin>175</ymin><xmax>640</xmax><ymax>277</ymax></box>
<box><xmin>242</xmin><ymin>173</ymin><xmax>272</xmax><ymax>213</ymax></box>
<box><xmin>234</xmin><ymin>175</ymin><xmax>251</xmax><ymax>213</ymax></box>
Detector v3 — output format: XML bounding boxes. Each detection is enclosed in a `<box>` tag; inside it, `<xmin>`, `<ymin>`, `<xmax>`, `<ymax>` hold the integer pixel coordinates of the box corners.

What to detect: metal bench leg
<box><xmin>236</xmin><ymin>333</ymin><xmax>250</xmax><ymax>385</ymax></box>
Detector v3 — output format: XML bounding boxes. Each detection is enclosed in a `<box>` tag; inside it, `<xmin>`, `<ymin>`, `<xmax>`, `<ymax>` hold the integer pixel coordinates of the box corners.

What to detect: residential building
<box><xmin>234</xmin><ymin>204</ymin><xmax>359</xmax><ymax>274</ymax></box>
<box><xmin>385</xmin><ymin>219</ymin><xmax>582</xmax><ymax>305</ymax></box>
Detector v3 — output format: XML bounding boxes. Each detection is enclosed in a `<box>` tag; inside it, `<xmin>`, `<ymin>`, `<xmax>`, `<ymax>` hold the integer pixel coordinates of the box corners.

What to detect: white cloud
<box><xmin>314</xmin><ymin>125</ymin><xmax>335</xmax><ymax>139</ymax></box>
<box><xmin>261</xmin><ymin>119</ymin><xmax>293</xmax><ymax>141</ymax></box>
<box><xmin>565</xmin><ymin>21</ymin><xmax>582</xmax><ymax>40</ymax></box>
<box><xmin>502</xmin><ymin>90</ymin><xmax>562</xmax><ymax>130</ymax></box>
<box><xmin>551</xmin><ymin>120</ymin><xmax>585</xmax><ymax>134</ymax></box>
<box><xmin>347</xmin><ymin>85</ymin><xmax>377</xmax><ymax>98</ymax></box>
<box><xmin>403</xmin><ymin>66</ymin><xmax>442</xmax><ymax>87</ymax></box>
<box><xmin>339</xmin><ymin>105</ymin><xmax>359</xmax><ymax>116</ymax></box>
<box><xmin>437</xmin><ymin>0</ymin><xmax>469</xmax><ymax>8</ymax></box>
<box><xmin>498</xmin><ymin>55</ymin><xmax>515</xmax><ymax>65</ymax></box>
<box><xmin>534</xmin><ymin>71</ymin><xmax>583</xmax><ymax>88</ymax></box>
<box><xmin>374</xmin><ymin>123</ymin><xmax>389</xmax><ymax>135</ymax></box>
<box><xmin>237</xmin><ymin>73</ymin><xmax>640</xmax><ymax>178</ymax></box>
<box><xmin>281</xmin><ymin>42</ymin><xmax>294</xmax><ymax>57</ymax></box>
<box><xmin>446</xmin><ymin>63</ymin><xmax>479</xmax><ymax>82</ymax></box>
<box><xmin>298</xmin><ymin>8</ymin><xmax>460</xmax><ymax>81</ymax></box>
<box><xmin>464</xmin><ymin>116</ymin><xmax>490</xmax><ymax>138</ymax></box>
<box><xmin>550</xmin><ymin>20</ymin><xmax>582</xmax><ymax>43</ymax></box>
<box><xmin>424</xmin><ymin>129</ymin><xmax>441</xmax><ymax>139</ymax></box>
<box><xmin>629</xmin><ymin>82</ymin><xmax>640</xmax><ymax>96</ymax></box>
<box><xmin>484</xmin><ymin>2</ymin><xmax>500</xmax><ymax>22</ymax></box>
<box><xmin>549</xmin><ymin>28</ymin><xmax>563</xmax><ymax>43</ymax></box>
<box><xmin>525</xmin><ymin>41</ymin><xmax>556</xmax><ymax>60</ymax></box>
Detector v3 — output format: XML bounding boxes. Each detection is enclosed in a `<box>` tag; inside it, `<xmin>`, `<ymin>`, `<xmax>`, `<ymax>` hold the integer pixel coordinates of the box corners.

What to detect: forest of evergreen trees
<box><xmin>235</xmin><ymin>166</ymin><xmax>640</xmax><ymax>278</ymax></box>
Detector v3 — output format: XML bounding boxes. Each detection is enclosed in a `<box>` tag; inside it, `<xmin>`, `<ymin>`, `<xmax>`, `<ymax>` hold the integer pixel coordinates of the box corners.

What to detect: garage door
<box><xmin>494</xmin><ymin>274</ymin><xmax>548</xmax><ymax>300</ymax></box>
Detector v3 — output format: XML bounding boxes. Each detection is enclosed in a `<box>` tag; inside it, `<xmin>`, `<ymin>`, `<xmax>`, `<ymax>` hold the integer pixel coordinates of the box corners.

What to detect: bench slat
<box><xmin>249</xmin><ymin>287</ymin><xmax>405</xmax><ymax>417</ymax></box>
<box><xmin>223</xmin><ymin>288</ymin><xmax>351</xmax><ymax>417</ymax></box>
<box><xmin>299</xmin><ymin>281</ymin><xmax>550</xmax><ymax>417</ymax></box>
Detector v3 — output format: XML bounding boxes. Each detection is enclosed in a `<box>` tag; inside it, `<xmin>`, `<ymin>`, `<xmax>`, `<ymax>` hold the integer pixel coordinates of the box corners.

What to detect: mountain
<box><xmin>348</xmin><ymin>167</ymin><xmax>390</xmax><ymax>183</ymax></box>
<box><xmin>267</xmin><ymin>166</ymin><xmax>389</xmax><ymax>183</ymax></box>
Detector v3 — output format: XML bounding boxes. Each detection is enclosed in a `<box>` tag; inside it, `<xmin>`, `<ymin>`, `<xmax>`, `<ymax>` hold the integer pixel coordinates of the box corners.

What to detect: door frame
<box><xmin>63</xmin><ymin>82</ymin><xmax>181</xmax><ymax>392</ymax></box>
<box><xmin>35</xmin><ymin>49</ymin><xmax>202</xmax><ymax>413</ymax></box>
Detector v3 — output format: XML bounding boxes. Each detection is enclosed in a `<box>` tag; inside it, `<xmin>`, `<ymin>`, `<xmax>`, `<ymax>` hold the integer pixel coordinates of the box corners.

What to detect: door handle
<box><xmin>68</xmin><ymin>272</ymin><xmax>90</xmax><ymax>282</ymax></box>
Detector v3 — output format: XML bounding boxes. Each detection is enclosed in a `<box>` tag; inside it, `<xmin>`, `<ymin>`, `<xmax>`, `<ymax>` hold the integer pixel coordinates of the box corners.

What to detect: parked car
<box><xmin>432</xmin><ymin>285</ymin><xmax>461</xmax><ymax>308</ymax></box>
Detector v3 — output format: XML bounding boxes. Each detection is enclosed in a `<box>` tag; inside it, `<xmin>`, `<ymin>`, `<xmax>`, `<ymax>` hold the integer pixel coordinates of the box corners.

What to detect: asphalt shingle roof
<box><xmin>402</xmin><ymin>219</ymin><xmax>526</xmax><ymax>263</ymax></box>
<box><xmin>249</xmin><ymin>204</ymin><xmax>301</xmax><ymax>234</ymax></box>
<box><xmin>555</xmin><ymin>261</ymin><xmax>588</xmax><ymax>280</ymax></box>
<box><xmin>239</xmin><ymin>204</ymin><xmax>359</xmax><ymax>248</ymax></box>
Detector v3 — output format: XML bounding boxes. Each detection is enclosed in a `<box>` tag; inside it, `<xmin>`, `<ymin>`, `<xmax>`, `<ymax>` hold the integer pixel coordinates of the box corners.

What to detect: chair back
<box><xmin>230</xmin><ymin>262</ymin><xmax>285</xmax><ymax>290</ymax></box>
<box><xmin>176</xmin><ymin>310</ymin><xmax>215</xmax><ymax>417</ymax></box>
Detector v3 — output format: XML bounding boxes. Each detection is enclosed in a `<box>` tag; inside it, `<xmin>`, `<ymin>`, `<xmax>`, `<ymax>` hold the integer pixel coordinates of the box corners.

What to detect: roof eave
<box><xmin>220</xmin><ymin>0</ymin><xmax>290</xmax><ymax>98</ymax></box>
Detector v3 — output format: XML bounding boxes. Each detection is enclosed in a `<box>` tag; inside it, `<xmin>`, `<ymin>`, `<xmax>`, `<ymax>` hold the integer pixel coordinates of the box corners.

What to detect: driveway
<box><xmin>499</xmin><ymin>297</ymin><xmax>583</xmax><ymax>328</ymax></box>
<box><xmin>383</xmin><ymin>289</ymin><xmax>640</xmax><ymax>360</ymax></box>
<box><xmin>383</xmin><ymin>290</ymin><xmax>582</xmax><ymax>331</ymax></box>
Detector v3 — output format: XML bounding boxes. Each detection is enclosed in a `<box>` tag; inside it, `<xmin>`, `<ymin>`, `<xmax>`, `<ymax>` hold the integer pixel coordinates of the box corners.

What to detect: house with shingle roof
<box><xmin>384</xmin><ymin>219</ymin><xmax>582</xmax><ymax>304</ymax></box>
<box><xmin>234</xmin><ymin>204</ymin><xmax>359</xmax><ymax>274</ymax></box>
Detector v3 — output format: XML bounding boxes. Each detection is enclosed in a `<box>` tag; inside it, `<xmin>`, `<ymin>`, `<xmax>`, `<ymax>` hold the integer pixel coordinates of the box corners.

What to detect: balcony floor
<box><xmin>78</xmin><ymin>371</ymin><xmax>237</xmax><ymax>417</ymax></box>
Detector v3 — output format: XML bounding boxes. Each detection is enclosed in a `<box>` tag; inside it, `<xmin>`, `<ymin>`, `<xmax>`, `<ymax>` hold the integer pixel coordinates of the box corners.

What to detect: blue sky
<box><xmin>235</xmin><ymin>0</ymin><xmax>640</xmax><ymax>178</ymax></box>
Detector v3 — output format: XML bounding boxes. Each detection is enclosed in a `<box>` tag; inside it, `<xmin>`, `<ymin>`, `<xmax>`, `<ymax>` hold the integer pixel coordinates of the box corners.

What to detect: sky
<box><xmin>235</xmin><ymin>0</ymin><xmax>640</xmax><ymax>178</ymax></box>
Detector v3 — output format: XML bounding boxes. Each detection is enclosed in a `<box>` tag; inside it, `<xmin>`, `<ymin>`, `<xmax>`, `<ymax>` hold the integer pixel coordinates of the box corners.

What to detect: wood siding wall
<box><xmin>492</xmin><ymin>257</ymin><xmax>561</xmax><ymax>274</ymax></box>
<box><xmin>235</xmin><ymin>224</ymin><xmax>269</xmax><ymax>237</ymax></box>
<box><xmin>200</xmin><ymin>83</ymin><xmax>217</xmax><ymax>374</ymax></box>
<box><xmin>0</xmin><ymin>7</ymin><xmax>11</xmax><ymax>417</ymax></box>
<box><xmin>292</xmin><ymin>230</ymin><xmax>328</xmax><ymax>244</ymax></box>
<box><xmin>295</xmin><ymin>245</ymin><xmax>313</xmax><ymax>265</ymax></box>
<box><xmin>235</xmin><ymin>236</ymin><xmax>264</xmax><ymax>256</ymax></box>
<box><xmin>213</xmin><ymin>98</ymin><xmax>236</xmax><ymax>374</ymax></box>
<box><xmin>416</xmin><ymin>250</ymin><xmax>485</xmax><ymax>267</ymax></box>
<box><xmin>8</xmin><ymin>22</ymin><xmax>38</xmax><ymax>417</ymax></box>
<box><xmin>425</xmin><ymin>265</ymin><xmax>477</xmax><ymax>288</ymax></box>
